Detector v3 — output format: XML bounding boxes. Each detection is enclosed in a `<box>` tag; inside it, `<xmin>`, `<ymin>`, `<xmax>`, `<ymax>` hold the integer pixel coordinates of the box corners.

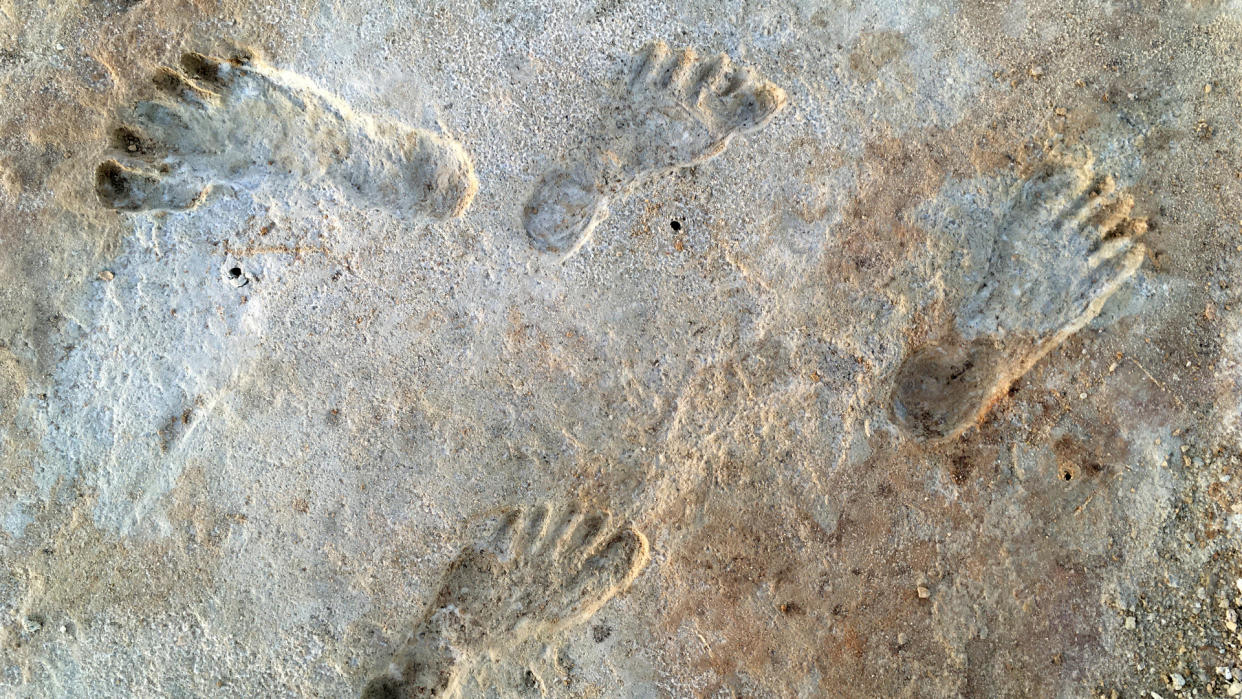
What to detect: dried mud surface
<box><xmin>3</xmin><ymin>0</ymin><xmax>1242</xmax><ymax>697</ymax></box>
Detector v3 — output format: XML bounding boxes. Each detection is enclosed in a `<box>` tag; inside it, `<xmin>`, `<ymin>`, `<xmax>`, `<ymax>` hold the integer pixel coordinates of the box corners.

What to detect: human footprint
<box><xmin>363</xmin><ymin>503</ymin><xmax>649</xmax><ymax>698</ymax></box>
<box><xmin>892</xmin><ymin>153</ymin><xmax>1148</xmax><ymax>440</ymax></box>
<box><xmin>95</xmin><ymin>50</ymin><xmax>477</xmax><ymax>218</ymax></box>
<box><xmin>524</xmin><ymin>40</ymin><xmax>788</xmax><ymax>257</ymax></box>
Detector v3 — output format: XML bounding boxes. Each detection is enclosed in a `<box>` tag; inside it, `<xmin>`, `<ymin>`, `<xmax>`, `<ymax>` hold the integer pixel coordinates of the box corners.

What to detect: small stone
<box><xmin>897</xmin><ymin>632</ymin><xmax>906</xmax><ymax>646</ymax></box>
<box><xmin>99</xmin><ymin>270</ymin><xmax>114</xmax><ymax>281</ymax></box>
<box><xmin>1229</xmin><ymin>682</ymin><xmax>1242</xmax><ymax>696</ymax></box>
<box><xmin>917</xmin><ymin>586</ymin><xmax>930</xmax><ymax>599</ymax></box>
<box><xmin>1170</xmin><ymin>673</ymin><xmax>1185</xmax><ymax>690</ymax></box>
<box><xmin>1125</xmin><ymin>616</ymin><xmax>1137</xmax><ymax>629</ymax></box>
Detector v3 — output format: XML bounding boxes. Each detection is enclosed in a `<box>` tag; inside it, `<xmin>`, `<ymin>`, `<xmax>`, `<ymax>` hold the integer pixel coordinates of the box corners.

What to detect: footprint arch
<box><xmin>893</xmin><ymin>153</ymin><xmax>1147</xmax><ymax>440</ymax></box>
<box><xmin>95</xmin><ymin>50</ymin><xmax>478</xmax><ymax>219</ymax></box>
<box><xmin>363</xmin><ymin>503</ymin><xmax>649</xmax><ymax>698</ymax></box>
<box><xmin>524</xmin><ymin>40</ymin><xmax>788</xmax><ymax>257</ymax></box>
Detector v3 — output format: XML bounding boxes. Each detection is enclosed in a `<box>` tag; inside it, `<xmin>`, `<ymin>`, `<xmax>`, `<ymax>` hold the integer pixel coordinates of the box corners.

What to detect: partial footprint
<box><xmin>363</xmin><ymin>503</ymin><xmax>649</xmax><ymax>698</ymax></box>
<box><xmin>95</xmin><ymin>50</ymin><xmax>478</xmax><ymax>218</ymax></box>
<box><xmin>524</xmin><ymin>40</ymin><xmax>788</xmax><ymax>257</ymax></box>
<box><xmin>892</xmin><ymin>152</ymin><xmax>1148</xmax><ymax>440</ymax></box>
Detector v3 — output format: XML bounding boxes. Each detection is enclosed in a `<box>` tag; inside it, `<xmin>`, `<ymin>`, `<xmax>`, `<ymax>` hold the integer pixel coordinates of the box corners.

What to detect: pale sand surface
<box><xmin>2</xmin><ymin>1</ymin><xmax>1242</xmax><ymax>696</ymax></box>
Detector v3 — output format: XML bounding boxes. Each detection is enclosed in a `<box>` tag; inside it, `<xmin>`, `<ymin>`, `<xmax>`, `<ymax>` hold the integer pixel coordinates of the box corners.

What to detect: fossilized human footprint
<box><xmin>363</xmin><ymin>504</ymin><xmax>649</xmax><ymax>698</ymax></box>
<box><xmin>524</xmin><ymin>40</ymin><xmax>788</xmax><ymax>257</ymax></box>
<box><xmin>892</xmin><ymin>153</ymin><xmax>1147</xmax><ymax>440</ymax></box>
<box><xmin>95</xmin><ymin>50</ymin><xmax>478</xmax><ymax>218</ymax></box>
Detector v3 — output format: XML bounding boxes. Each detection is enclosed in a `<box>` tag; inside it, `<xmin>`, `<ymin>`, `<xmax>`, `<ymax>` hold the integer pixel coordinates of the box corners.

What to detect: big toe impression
<box><xmin>731</xmin><ymin>81</ymin><xmax>788</xmax><ymax>132</ymax></box>
<box><xmin>552</xmin><ymin>527</ymin><xmax>649</xmax><ymax>629</ymax></box>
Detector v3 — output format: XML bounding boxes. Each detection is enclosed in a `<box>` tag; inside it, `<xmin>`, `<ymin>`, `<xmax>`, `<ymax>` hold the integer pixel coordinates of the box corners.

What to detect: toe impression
<box><xmin>553</xmin><ymin>527</ymin><xmax>649</xmax><ymax>630</ymax></box>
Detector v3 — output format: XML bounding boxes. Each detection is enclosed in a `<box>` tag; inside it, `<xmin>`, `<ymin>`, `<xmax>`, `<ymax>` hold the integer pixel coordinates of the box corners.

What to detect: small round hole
<box><xmin>670</xmin><ymin>220</ymin><xmax>682</xmax><ymax>231</ymax></box>
<box><xmin>1061</xmin><ymin>470</ymin><xmax>1073</xmax><ymax>481</ymax></box>
<box><xmin>228</xmin><ymin>267</ymin><xmax>242</xmax><ymax>278</ymax></box>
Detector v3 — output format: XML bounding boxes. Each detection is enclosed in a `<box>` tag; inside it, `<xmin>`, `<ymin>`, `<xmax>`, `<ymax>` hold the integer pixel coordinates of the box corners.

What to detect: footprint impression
<box><xmin>363</xmin><ymin>503</ymin><xmax>649</xmax><ymax>698</ymax></box>
<box><xmin>95</xmin><ymin>50</ymin><xmax>478</xmax><ymax>218</ymax></box>
<box><xmin>892</xmin><ymin>153</ymin><xmax>1148</xmax><ymax>440</ymax></box>
<box><xmin>524</xmin><ymin>40</ymin><xmax>788</xmax><ymax>257</ymax></box>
